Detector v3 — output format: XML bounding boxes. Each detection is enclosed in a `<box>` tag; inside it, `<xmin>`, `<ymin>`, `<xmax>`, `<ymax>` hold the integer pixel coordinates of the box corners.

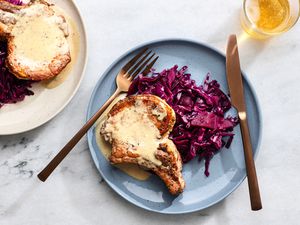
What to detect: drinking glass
<box><xmin>241</xmin><ymin>0</ymin><xmax>300</xmax><ymax>38</ymax></box>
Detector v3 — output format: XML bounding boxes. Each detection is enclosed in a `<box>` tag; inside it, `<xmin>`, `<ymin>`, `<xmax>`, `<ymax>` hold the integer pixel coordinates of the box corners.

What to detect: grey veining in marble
<box><xmin>1</xmin><ymin>0</ymin><xmax>300</xmax><ymax>224</ymax></box>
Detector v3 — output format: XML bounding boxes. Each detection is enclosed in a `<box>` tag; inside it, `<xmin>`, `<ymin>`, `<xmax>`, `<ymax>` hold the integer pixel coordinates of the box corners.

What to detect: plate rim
<box><xmin>86</xmin><ymin>38</ymin><xmax>262</xmax><ymax>214</ymax></box>
<box><xmin>0</xmin><ymin>0</ymin><xmax>88</xmax><ymax>135</ymax></box>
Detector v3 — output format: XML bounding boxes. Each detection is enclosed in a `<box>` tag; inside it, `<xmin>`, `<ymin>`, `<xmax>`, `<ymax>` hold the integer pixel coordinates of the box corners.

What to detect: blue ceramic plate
<box><xmin>87</xmin><ymin>39</ymin><xmax>261</xmax><ymax>214</ymax></box>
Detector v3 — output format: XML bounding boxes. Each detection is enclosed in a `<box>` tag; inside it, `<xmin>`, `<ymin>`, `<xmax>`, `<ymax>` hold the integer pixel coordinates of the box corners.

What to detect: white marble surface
<box><xmin>1</xmin><ymin>0</ymin><xmax>300</xmax><ymax>224</ymax></box>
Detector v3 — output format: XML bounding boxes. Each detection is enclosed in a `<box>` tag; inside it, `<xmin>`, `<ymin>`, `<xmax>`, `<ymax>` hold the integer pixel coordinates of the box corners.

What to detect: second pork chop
<box><xmin>0</xmin><ymin>0</ymin><xmax>71</xmax><ymax>80</ymax></box>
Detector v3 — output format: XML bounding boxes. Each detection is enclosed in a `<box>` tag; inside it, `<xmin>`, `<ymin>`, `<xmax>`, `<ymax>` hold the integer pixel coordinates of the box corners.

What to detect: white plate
<box><xmin>0</xmin><ymin>0</ymin><xmax>87</xmax><ymax>135</ymax></box>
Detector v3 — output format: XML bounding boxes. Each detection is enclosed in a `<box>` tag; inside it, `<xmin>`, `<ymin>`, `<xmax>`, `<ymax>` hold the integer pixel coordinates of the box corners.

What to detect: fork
<box><xmin>37</xmin><ymin>48</ymin><xmax>159</xmax><ymax>182</ymax></box>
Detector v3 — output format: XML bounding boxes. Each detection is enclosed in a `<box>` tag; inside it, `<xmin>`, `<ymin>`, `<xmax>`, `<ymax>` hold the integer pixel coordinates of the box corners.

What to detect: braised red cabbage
<box><xmin>0</xmin><ymin>0</ymin><xmax>32</xmax><ymax>108</ymax></box>
<box><xmin>0</xmin><ymin>42</ymin><xmax>34</xmax><ymax>108</ymax></box>
<box><xmin>5</xmin><ymin>0</ymin><xmax>22</xmax><ymax>5</ymax></box>
<box><xmin>128</xmin><ymin>65</ymin><xmax>238</xmax><ymax>176</ymax></box>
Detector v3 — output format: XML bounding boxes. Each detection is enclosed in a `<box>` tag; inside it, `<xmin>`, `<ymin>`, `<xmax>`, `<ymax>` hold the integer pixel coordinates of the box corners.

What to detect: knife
<box><xmin>226</xmin><ymin>34</ymin><xmax>262</xmax><ymax>211</ymax></box>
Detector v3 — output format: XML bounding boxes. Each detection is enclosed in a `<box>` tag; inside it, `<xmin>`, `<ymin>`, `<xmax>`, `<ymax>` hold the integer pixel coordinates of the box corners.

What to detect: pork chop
<box><xmin>101</xmin><ymin>94</ymin><xmax>185</xmax><ymax>195</ymax></box>
<box><xmin>0</xmin><ymin>0</ymin><xmax>70</xmax><ymax>80</ymax></box>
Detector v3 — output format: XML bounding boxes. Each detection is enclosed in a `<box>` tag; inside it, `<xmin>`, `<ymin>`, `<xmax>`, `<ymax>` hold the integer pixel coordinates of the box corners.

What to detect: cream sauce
<box><xmin>152</xmin><ymin>107</ymin><xmax>167</xmax><ymax>121</ymax></box>
<box><xmin>41</xmin><ymin>9</ymin><xmax>80</xmax><ymax>89</ymax></box>
<box><xmin>103</xmin><ymin>99</ymin><xmax>163</xmax><ymax>166</ymax></box>
<box><xmin>95</xmin><ymin>94</ymin><xmax>151</xmax><ymax>181</ymax></box>
<box><xmin>12</xmin><ymin>14</ymin><xmax>68</xmax><ymax>65</ymax></box>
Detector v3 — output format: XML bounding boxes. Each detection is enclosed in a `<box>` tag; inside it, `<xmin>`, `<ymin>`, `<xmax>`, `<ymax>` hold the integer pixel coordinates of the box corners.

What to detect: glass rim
<box><xmin>243</xmin><ymin>0</ymin><xmax>300</xmax><ymax>36</ymax></box>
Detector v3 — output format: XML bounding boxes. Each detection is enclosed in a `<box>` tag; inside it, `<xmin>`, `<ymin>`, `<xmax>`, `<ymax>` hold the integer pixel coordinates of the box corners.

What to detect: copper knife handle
<box><xmin>239</xmin><ymin>112</ymin><xmax>262</xmax><ymax>210</ymax></box>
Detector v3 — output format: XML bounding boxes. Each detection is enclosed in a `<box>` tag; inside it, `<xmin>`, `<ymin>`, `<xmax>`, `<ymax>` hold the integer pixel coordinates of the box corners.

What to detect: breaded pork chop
<box><xmin>101</xmin><ymin>94</ymin><xmax>185</xmax><ymax>195</ymax></box>
<box><xmin>0</xmin><ymin>0</ymin><xmax>70</xmax><ymax>80</ymax></box>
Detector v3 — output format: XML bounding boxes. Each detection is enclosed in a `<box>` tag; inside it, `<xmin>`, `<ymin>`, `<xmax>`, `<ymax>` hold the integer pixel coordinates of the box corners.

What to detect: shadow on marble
<box><xmin>0</xmin><ymin>122</ymin><xmax>48</xmax><ymax>148</ymax></box>
<box><xmin>201</xmin><ymin>8</ymin><xmax>273</xmax><ymax>72</ymax></box>
<box><xmin>2</xmin><ymin>178</ymin><xmax>40</xmax><ymax>216</ymax></box>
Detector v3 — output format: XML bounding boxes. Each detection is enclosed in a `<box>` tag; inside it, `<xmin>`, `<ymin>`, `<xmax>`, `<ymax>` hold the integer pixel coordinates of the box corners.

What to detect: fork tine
<box><xmin>126</xmin><ymin>50</ymin><xmax>152</xmax><ymax>78</ymax></box>
<box><xmin>129</xmin><ymin>53</ymin><xmax>155</xmax><ymax>80</ymax></box>
<box><xmin>141</xmin><ymin>56</ymin><xmax>159</xmax><ymax>75</ymax></box>
<box><xmin>122</xmin><ymin>48</ymin><xmax>148</xmax><ymax>73</ymax></box>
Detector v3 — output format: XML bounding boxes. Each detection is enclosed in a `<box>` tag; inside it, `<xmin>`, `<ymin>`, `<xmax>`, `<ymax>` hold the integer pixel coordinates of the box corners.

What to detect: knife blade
<box><xmin>226</xmin><ymin>34</ymin><xmax>262</xmax><ymax>211</ymax></box>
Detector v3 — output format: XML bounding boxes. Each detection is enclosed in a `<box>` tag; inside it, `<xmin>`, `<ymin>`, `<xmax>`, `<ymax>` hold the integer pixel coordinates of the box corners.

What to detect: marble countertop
<box><xmin>1</xmin><ymin>0</ymin><xmax>300</xmax><ymax>224</ymax></box>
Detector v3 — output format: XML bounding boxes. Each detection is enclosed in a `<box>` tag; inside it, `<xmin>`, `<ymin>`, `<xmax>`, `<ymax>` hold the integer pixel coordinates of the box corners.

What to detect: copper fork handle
<box><xmin>239</xmin><ymin>114</ymin><xmax>262</xmax><ymax>210</ymax></box>
<box><xmin>37</xmin><ymin>88</ymin><xmax>121</xmax><ymax>182</ymax></box>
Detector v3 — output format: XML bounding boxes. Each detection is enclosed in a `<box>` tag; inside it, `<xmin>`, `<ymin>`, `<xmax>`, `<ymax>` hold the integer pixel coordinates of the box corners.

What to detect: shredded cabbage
<box><xmin>0</xmin><ymin>1</ymin><xmax>35</xmax><ymax>108</ymax></box>
<box><xmin>128</xmin><ymin>65</ymin><xmax>238</xmax><ymax>176</ymax></box>
<box><xmin>0</xmin><ymin>43</ymin><xmax>34</xmax><ymax>108</ymax></box>
<box><xmin>5</xmin><ymin>0</ymin><xmax>22</xmax><ymax>5</ymax></box>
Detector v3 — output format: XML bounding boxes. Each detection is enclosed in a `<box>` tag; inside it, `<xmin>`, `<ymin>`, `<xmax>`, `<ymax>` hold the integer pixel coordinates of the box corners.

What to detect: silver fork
<box><xmin>38</xmin><ymin>48</ymin><xmax>159</xmax><ymax>182</ymax></box>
